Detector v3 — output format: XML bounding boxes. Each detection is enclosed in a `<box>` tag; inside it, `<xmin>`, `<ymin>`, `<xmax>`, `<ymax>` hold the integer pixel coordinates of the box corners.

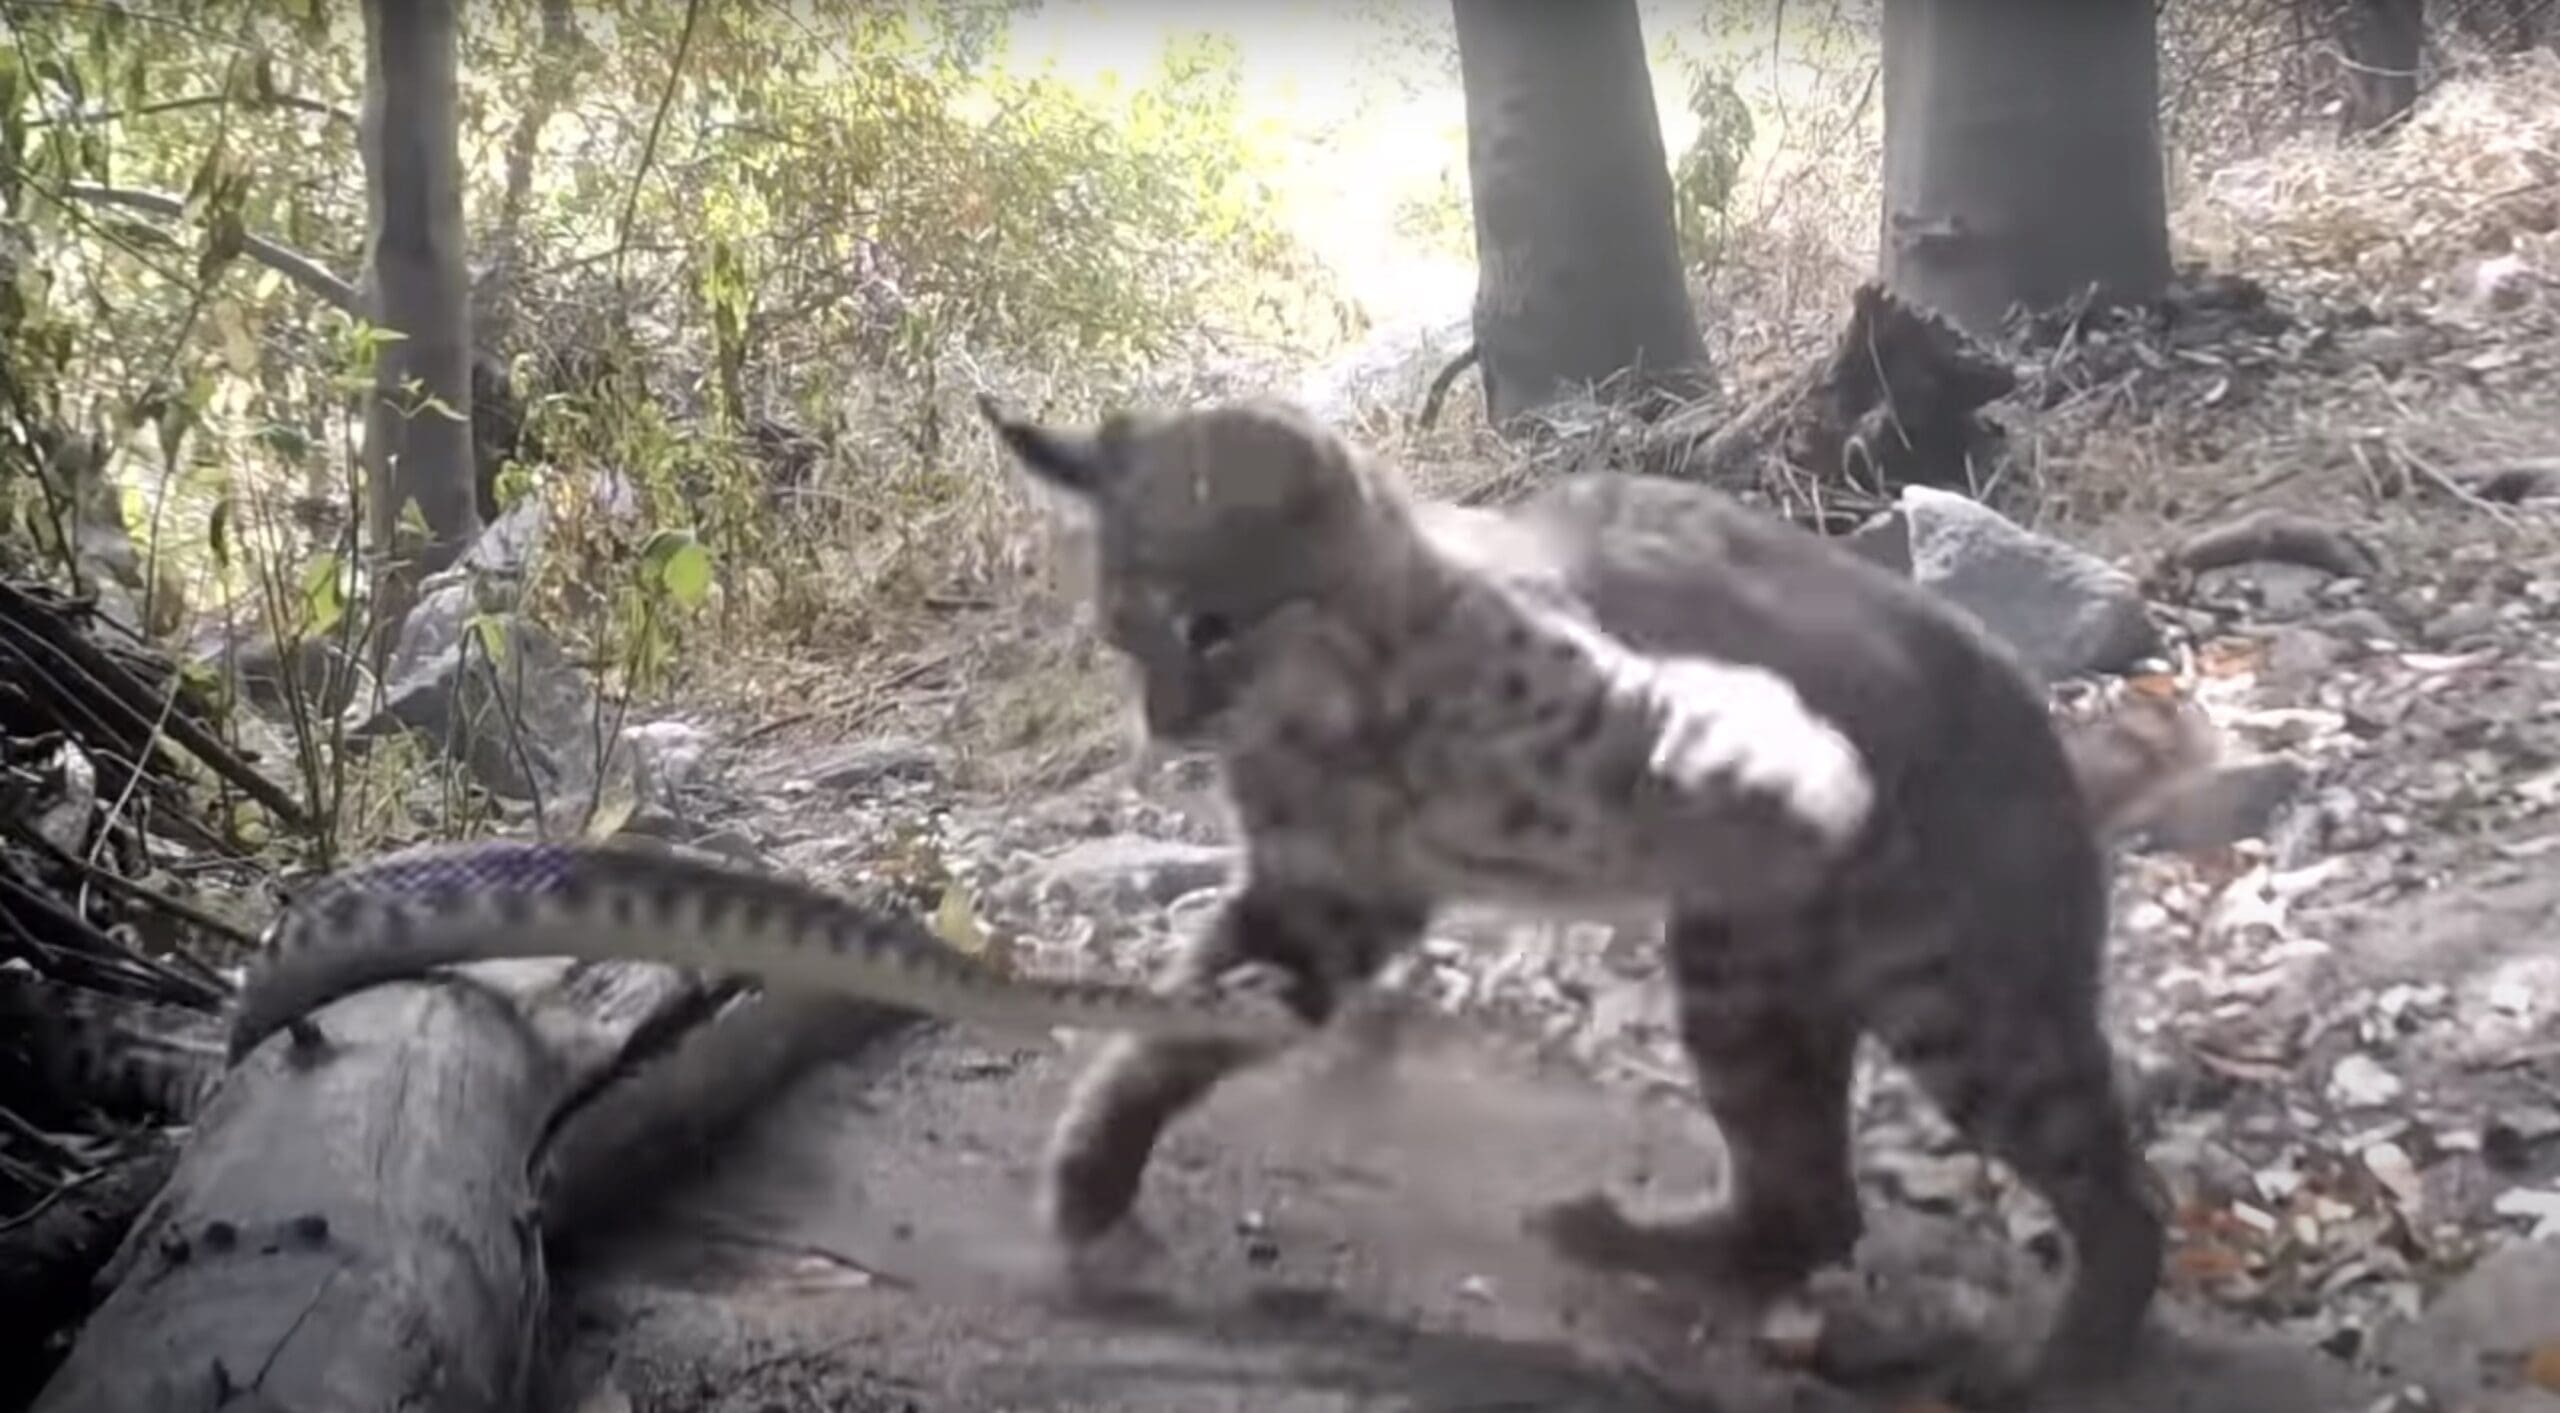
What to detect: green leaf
<box><xmin>466</xmin><ymin>611</ymin><xmax>509</xmax><ymax>666</ymax></box>
<box><xmin>253</xmin><ymin>421</ymin><xmax>311</xmax><ymax>462</ymax></box>
<box><xmin>640</xmin><ymin>527</ymin><xmax>714</xmax><ymax>608</ymax></box>
<box><xmin>298</xmin><ymin>552</ymin><xmax>345</xmax><ymax>638</ymax></box>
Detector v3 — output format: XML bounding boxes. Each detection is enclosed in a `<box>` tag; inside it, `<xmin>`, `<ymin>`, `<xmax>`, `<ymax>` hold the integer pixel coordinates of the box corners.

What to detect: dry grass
<box><xmin>2023</xmin><ymin>54</ymin><xmax>2560</xmax><ymax>571</ymax></box>
<box><xmin>687</xmin><ymin>50</ymin><xmax>2560</xmax><ymax>789</ymax></box>
<box><xmin>2179</xmin><ymin>49</ymin><xmax>2560</xmax><ymax>305</ymax></box>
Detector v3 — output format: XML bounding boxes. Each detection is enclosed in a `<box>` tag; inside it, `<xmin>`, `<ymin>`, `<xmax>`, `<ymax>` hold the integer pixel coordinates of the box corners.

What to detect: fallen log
<box><xmin>29</xmin><ymin>958</ymin><xmax>701</xmax><ymax>1413</ymax></box>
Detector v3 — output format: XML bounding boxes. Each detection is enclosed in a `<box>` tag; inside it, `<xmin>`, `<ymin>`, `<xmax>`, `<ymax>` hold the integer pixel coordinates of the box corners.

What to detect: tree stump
<box><xmin>1642</xmin><ymin>281</ymin><xmax>2016</xmax><ymax>530</ymax></box>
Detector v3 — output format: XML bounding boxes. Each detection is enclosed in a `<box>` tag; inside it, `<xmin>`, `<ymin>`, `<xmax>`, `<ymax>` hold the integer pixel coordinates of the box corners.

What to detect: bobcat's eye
<box><xmin>1179</xmin><ymin>612</ymin><xmax>1233</xmax><ymax>654</ymax></box>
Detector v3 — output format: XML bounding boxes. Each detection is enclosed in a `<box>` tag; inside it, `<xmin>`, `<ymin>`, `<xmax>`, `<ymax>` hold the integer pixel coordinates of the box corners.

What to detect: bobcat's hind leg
<box><xmin>1038</xmin><ymin>883</ymin><xmax>1426</xmax><ymax>1247</ymax></box>
<box><xmin>1856</xmin><ymin>918</ymin><xmax>2163</xmax><ymax>1400</ymax></box>
<box><xmin>1534</xmin><ymin>907</ymin><xmax>1863</xmax><ymax>1295</ymax></box>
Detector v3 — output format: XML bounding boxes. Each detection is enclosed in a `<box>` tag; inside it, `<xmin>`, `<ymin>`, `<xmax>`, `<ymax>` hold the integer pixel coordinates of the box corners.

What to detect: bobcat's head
<box><xmin>979</xmin><ymin>394</ymin><xmax>1396</xmax><ymax>746</ymax></box>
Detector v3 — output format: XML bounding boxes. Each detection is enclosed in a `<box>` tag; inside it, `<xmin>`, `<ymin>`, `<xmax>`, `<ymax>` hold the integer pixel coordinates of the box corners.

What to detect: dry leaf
<box><xmin>2528</xmin><ymin>1337</ymin><xmax>2560</xmax><ymax>1392</ymax></box>
<box><xmin>580</xmin><ymin>771</ymin><xmax>640</xmax><ymax>841</ymax></box>
<box><xmin>2171</xmin><ymin>1241</ymin><xmax>2253</xmax><ymax>1283</ymax></box>
<box><xmin>2196</xmin><ymin>638</ymin><xmax>2268</xmax><ymax>678</ymax></box>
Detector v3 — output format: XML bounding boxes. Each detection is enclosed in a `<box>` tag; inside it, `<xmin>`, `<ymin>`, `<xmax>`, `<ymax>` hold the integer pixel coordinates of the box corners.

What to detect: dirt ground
<box><xmin>531</xmin><ymin>482</ymin><xmax>2560</xmax><ymax>1411</ymax></box>
<box><xmin>537</xmin><ymin>1009</ymin><xmax>2393</xmax><ymax>1413</ymax></box>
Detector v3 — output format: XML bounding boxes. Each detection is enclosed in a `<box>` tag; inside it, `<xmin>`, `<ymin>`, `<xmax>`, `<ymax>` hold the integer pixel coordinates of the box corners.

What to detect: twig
<box><xmin>0</xmin><ymin>1164</ymin><xmax>105</xmax><ymax>1234</ymax></box>
<box><xmin>612</xmin><ymin>0</ymin><xmax>706</xmax><ymax>288</ymax></box>
<box><xmin>2393</xmin><ymin>437</ymin><xmax>2521</xmax><ymax>525</ymax></box>
<box><xmin>2187</xmin><ymin>459</ymin><xmax>2312</xmax><ymax>522</ymax></box>
<box><xmin>0</xmin><ymin>1104</ymin><xmax>82</xmax><ymax>1170</ymax></box>
<box><xmin>80</xmin><ymin>648</ymin><xmax>189</xmax><ymax>914</ymax></box>
<box><xmin>0</xmin><ymin>870</ymin><xmax>226</xmax><ymax>1009</ymax></box>
<box><xmin>30</xmin><ymin>90</ymin><xmax>357</xmax><ymax>129</ymax></box>
<box><xmin>59</xmin><ymin>182</ymin><xmax>361</xmax><ymax>311</ymax></box>
<box><xmin>7</xmin><ymin>820</ymin><xmax>255</xmax><ymax>956</ymax></box>
<box><xmin>0</xmin><ymin>580</ymin><xmax>312</xmax><ymax>830</ymax></box>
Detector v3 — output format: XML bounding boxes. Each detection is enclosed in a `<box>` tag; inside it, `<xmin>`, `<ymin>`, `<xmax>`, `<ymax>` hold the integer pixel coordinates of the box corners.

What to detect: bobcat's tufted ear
<box><xmin>977</xmin><ymin>393</ymin><xmax>1126</xmax><ymax>497</ymax></box>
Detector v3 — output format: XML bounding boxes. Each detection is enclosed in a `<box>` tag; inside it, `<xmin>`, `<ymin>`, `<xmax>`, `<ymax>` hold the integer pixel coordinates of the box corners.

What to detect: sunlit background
<box><xmin>996</xmin><ymin>0</ymin><xmax>1866</xmax><ymax>334</ymax></box>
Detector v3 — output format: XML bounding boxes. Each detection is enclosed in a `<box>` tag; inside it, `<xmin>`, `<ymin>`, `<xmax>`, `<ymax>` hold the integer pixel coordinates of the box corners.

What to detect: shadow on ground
<box><xmin>541</xmin><ymin>1023</ymin><xmax>2386</xmax><ymax>1413</ymax></box>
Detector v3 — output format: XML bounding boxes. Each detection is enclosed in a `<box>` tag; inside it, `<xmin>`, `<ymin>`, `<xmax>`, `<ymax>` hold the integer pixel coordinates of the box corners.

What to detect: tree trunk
<box><xmin>1879</xmin><ymin>0</ymin><xmax>2171</xmax><ymax>338</ymax></box>
<box><xmin>1452</xmin><ymin>0</ymin><xmax>1708</xmax><ymax>426</ymax></box>
<box><xmin>2336</xmin><ymin>0</ymin><xmax>2426</xmax><ymax>134</ymax></box>
<box><xmin>359</xmin><ymin>0</ymin><xmax>479</xmax><ymax>597</ymax></box>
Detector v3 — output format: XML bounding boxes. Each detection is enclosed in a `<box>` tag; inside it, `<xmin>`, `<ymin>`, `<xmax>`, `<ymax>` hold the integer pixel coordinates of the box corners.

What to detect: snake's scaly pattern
<box><xmin>226</xmin><ymin>837</ymin><xmax>1309</xmax><ymax>1064</ymax></box>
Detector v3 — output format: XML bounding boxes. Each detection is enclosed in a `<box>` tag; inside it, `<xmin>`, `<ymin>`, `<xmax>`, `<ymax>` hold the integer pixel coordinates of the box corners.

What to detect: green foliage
<box><xmin>0</xmin><ymin>0</ymin><xmax>1341</xmax><ymax>708</ymax></box>
<box><xmin>1390</xmin><ymin>160</ymin><xmax>1474</xmax><ymax>261</ymax></box>
<box><xmin>1669</xmin><ymin>60</ymin><xmax>1755</xmax><ymax>273</ymax></box>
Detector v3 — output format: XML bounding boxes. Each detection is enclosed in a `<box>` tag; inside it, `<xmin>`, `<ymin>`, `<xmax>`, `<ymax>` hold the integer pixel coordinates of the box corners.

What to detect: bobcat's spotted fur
<box><xmin>980</xmin><ymin>393</ymin><xmax>2208</xmax><ymax>1397</ymax></box>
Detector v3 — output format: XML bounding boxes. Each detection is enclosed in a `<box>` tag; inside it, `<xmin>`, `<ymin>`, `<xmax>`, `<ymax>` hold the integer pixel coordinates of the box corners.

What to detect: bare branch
<box><xmin>28</xmin><ymin>91</ymin><xmax>358</xmax><ymax>129</ymax></box>
<box><xmin>59</xmin><ymin>183</ymin><xmax>360</xmax><ymax>313</ymax></box>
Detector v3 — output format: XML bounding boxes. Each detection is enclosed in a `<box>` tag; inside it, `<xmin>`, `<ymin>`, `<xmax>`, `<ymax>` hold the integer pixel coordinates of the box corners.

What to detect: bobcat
<box><xmin>979</xmin><ymin>392</ymin><xmax>2209</xmax><ymax>1398</ymax></box>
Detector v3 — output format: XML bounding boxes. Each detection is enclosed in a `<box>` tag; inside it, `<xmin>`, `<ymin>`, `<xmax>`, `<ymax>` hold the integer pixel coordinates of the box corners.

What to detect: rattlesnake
<box><xmin>225</xmin><ymin>836</ymin><xmax>1313</xmax><ymax>1065</ymax></box>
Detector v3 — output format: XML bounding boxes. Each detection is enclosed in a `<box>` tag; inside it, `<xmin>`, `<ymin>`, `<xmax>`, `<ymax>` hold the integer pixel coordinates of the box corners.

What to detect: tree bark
<box><xmin>358</xmin><ymin>0</ymin><xmax>480</xmax><ymax>592</ymax></box>
<box><xmin>2336</xmin><ymin>0</ymin><xmax>2427</xmax><ymax>134</ymax></box>
<box><xmin>1880</xmin><ymin>0</ymin><xmax>2171</xmax><ymax>338</ymax></box>
<box><xmin>29</xmin><ymin>960</ymin><xmax>699</xmax><ymax>1413</ymax></box>
<box><xmin>1452</xmin><ymin>0</ymin><xmax>1708</xmax><ymax>426</ymax></box>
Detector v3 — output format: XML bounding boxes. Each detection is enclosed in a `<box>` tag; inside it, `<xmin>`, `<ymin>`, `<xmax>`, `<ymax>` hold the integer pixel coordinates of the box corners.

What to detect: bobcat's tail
<box><xmin>2058</xmin><ymin>684</ymin><xmax>2230</xmax><ymax>843</ymax></box>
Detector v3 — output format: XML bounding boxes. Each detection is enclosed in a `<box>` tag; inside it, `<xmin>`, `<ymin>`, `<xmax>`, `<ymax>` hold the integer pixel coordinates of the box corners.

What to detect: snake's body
<box><xmin>226</xmin><ymin>837</ymin><xmax>1309</xmax><ymax>1064</ymax></box>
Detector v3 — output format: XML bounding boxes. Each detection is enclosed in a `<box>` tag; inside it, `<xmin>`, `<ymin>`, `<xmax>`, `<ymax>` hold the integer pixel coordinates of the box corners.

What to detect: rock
<box><xmin>459</xmin><ymin>491</ymin><xmax>549</xmax><ymax>576</ymax></box>
<box><xmin>1842</xmin><ymin>508</ymin><xmax>1912</xmax><ymax>576</ymax></box>
<box><xmin>2329</xmin><ymin>1053</ymin><xmax>2404</xmax><ymax>1109</ymax></box>
<box><xmin>2263</xmin><ymin>626</ymin><xmax>2349</xmax><ymax>679</ymax></box>
<box><xmin>2371</xmin><ymin>1238</ymin><xmax>2560</xmax><ymax>1411</ymax></box>
<box><xmin>334</xmin><ymin>494</ymin><xmax>617</xmax><ymax>801</ymax></box>
<box><xmin>806</xmin><ymin>738</ymin><xmax>939</xmax><ymax>792</ymax></box>
<box><xmin>2423</xmin><ymin>601</ymin><xmax>2499</xmax><ymax>646</ymax></box>
<box><xmin>191</xmin><ymin>619</ymin><xmax>366</xmax><ymax>720</ymax></box>
<box><xmin>1034</xmin><ymin>837</ymin><xmax>1237</xmax><ymax>911</ymax></box>
<box><xmin>2251</xmin><ymin>563</ymin><xmax>2334</xmax><ymax>618</ymax></box>
<box><xmin>2469</xmin><ymin>252</ymin><xmax>2533</xmax><ymax>314</ymax></box>
<box><xmin>351</xmin><ymin>575</ymin><xmax>599</xmax><ymax>803</ymax></box>
<box><xmin>623</xmin><ymin>719</ymin><xmax>716</xmax><ymax>812</ymax></box>
<box><xmin>2318</xmin><ymin>608</ymin><xmax>2403</xmax><ymax>646</ymax></box>
<box><xmin>1882</xmin><ymin>485</ymin><xmax>2160</xmax><ymax>681</ymax></box>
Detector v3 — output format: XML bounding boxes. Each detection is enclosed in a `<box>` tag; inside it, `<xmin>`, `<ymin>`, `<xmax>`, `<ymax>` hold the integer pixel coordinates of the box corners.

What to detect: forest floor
<box><xmin>55</xmin><ymin>61</ymin><xmax>2560</xmax><ymax>1412</ymax></box>
<box><xmin>530</xmin><ymin>319</ymin><xmax>2560</xmax><ymax>1409</ymax></box>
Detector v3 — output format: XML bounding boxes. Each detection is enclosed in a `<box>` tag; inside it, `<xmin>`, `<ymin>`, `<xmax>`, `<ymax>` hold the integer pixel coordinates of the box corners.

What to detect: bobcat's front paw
<box><xmin>1641</xmin><ymin>657</ymin><xmax>1874</xmax><ymax>848</ymax></box>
